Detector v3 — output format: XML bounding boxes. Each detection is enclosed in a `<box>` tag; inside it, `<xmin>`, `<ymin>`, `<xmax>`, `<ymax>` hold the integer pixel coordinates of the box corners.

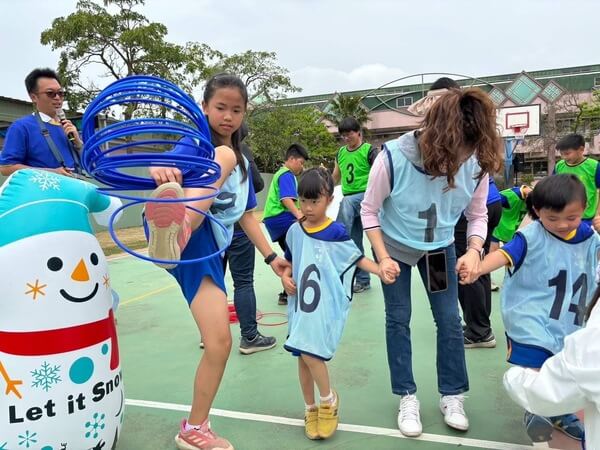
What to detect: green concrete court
<box><xmin>109</xmin><ymin>237</ymin><xmax>581</xmax><ymax>450</ymax></box>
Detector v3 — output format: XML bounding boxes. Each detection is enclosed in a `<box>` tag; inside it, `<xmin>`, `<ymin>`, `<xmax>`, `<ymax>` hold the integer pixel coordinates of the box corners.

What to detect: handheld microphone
<box><xmin>57</xmin><ymin>108</ymin><xmax>76</xmax><ymax>143</ymax></box>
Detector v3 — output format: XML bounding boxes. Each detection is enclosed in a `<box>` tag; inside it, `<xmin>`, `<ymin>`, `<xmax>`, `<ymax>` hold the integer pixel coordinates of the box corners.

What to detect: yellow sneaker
<box><xmin>317</xmin><ymin>390</ymin><xmax>339</xmax><ymax>439</ymax></box>
<box><xmin>304</xmin><ymin>407</ymin><xmax>320</xmax><ymax>440</ymax></box>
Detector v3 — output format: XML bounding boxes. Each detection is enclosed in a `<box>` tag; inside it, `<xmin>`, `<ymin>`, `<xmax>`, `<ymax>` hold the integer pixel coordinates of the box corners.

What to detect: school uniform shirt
<box><xmin>504</xmin><ymin>303</ymin><xmax>600</xmax><ymax>449</ymax></box>
<box><xmin>284</xmin><ymin>220</ymin><xmax>363</xmax><ymax>360</ymax></box>
<box><xmin>500</xmin><ymin>220</ymin><xmax>600</xmax><ymax>357</ymax></box>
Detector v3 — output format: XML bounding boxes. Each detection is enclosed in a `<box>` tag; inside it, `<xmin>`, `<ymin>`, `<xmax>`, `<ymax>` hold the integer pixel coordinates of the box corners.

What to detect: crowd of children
<box><xmin>142</xmin><ymin>72</ymin><xmax>600</xmax><ymax>450</ymax></box>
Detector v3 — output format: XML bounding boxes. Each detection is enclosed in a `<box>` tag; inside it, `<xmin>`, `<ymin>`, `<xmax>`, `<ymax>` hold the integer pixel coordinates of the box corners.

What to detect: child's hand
<box><xmin>282</xmin><ymin>275</ymin><xmax>297</xmax><ymax>296</ymax></box>
<box><xmin>269</xmin><ymin>256</ymin><xmax>291</xmax><ymax>277</ymax></box>
<box><xmin>149</xmin><ymin>166</ymin><xmax>183</xmax><ymax>185</ymax></box>
<box><xmin>378</xmin><ymin>257</ymin><xmax>400</xmax><ymax>284</ymax></box>
<box><xmin>593</xmin><ymin>215</ymin><xmax>600</xmax><ymax>232</ymax></box>
<box><xmin>457</xmin><ymin>260</ymin><xmax>480</xmax><ymax>285</ymax></box>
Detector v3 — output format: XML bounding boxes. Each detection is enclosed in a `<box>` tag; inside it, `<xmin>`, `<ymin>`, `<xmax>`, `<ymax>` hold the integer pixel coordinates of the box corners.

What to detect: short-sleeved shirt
<box><xmin>0</xmin><ymin>113</ymin><xmax>77</xmax><ymax>169</ymax></box>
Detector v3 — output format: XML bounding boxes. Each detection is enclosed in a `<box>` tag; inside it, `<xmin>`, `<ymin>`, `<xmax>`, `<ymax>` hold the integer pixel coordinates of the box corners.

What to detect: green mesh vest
<box><xmin>337</xmin><ymin>142</ymin><xmax>371</xmax><ymax>195</ymax></box>
<box><xmin>492</xmin><ymin>188</ymin><xmax>527</xmax><ymax>243</ymax></box>
<box><xmin>263</xmin><ymin>166</ymin><xmax>298</xmax><ymax>219</ymax></box>
<box><xmin>555</xmin><ymin>158</ymin><xmax>599</xmax><ymax>219</ymax></box>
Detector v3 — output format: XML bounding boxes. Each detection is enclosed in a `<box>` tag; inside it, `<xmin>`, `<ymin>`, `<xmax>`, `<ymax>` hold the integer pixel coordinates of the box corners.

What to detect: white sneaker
<box><xmin>397</xmin><ymin>394</ymin><xmax>422</xmax><ymax>437</ymax></box>
<box><xmin>440</xmin><ymin>395</ymin><xmax>469</xmax><ymax>431</ymax></box>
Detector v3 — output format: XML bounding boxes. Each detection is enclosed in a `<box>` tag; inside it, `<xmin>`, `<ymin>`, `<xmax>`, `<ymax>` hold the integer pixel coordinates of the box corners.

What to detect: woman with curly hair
<box><xmin>361</xmin><ymin>87</ymin><xmax>503</xmax><ymax>437</ymax></box>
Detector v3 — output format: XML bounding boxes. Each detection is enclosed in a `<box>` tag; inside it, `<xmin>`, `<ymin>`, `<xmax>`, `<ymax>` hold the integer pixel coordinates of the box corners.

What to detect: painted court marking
<box><xmin>125</xmin><ymin>398</ymin><xmax>535</xmax><ymax>450</ymax></box>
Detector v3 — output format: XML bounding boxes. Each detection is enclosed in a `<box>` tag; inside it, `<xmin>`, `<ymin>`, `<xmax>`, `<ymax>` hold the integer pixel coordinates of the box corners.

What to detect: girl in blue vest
<box><xmin>144</xmin><ymin>74</ymin><xmax>288</xmax><ymax>450</ymax></box>
<box><xmin>461</xmin><ymin>174</ymin><xmax>600</xmax><ymax>443</ymax></box>
<box><xmin>361</xmin><ymin>88</ymin><xmax>502</xmax><ymax>437</ymax></box>
<box><xmin>281</xmin><ymin>167</ymin><xmax>396</xmax><ymax>441</ymax></box>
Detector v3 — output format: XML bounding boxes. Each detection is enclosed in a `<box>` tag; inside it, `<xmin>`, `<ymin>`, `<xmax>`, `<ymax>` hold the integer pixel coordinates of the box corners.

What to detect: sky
<box><xmin>2</xmin><ymin>0</ymin><xmax>600</xmax><ymax>103</ymax></box>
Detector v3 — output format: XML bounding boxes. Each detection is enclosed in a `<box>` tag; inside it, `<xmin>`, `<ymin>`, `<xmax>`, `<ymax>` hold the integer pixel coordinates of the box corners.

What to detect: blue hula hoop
<box><xmin>82</xmin><ymin>75</ymin><xmax>229</xmax><ymax>264</ymax></box>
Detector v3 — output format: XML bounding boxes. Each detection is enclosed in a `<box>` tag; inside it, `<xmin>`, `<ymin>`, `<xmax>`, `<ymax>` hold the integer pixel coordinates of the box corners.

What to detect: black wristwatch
<box><xmin>264</xmin><ymin>252</ymin><xmax>278</xmax><ymax>265</ymax></box>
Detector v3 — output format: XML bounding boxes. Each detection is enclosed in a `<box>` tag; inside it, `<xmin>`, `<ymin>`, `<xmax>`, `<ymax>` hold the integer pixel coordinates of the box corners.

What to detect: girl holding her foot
<box><xmin>145</xmin><ymin>73</ymin><xmax>288</xmax><ymax>450</ymax></box>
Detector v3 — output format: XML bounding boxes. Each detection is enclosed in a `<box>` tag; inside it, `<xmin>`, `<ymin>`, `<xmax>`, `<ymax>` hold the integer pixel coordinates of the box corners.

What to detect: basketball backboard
<box><xmin>496</xmin><ymin>104</ymin><xmax>541</xmax><ymax>138</ymax></box>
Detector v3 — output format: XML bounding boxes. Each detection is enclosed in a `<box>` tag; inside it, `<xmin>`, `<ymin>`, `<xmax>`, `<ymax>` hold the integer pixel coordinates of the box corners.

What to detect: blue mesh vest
<box><xmin>380</xmin><ymin>132</ymin><xmax>482</xmax><ymax>251</ymax></box>
<box><xmin>284</xmin><ymin>222</ymin><xmax>363</xmax><ymax>360</ymax></box>
<box><xmin>208</xmin><ymin>156</ymin><xmax>250</xmax><ymax>249</ymax></box>
<box><xmin>502</xmin><ymin>220</ymin><xmax>600</xmax><ymax>355</ymax></box>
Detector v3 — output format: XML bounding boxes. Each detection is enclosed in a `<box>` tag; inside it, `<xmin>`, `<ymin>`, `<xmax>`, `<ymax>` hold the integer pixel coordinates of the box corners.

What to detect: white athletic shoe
<box><xmin>397</xmin><ymin>394</ymin><xmax>422</xmax><ymax>437</ymax></box>
<box><xmin>440</xmin><ymin>394</ymin><xmax>469</xmax><ymax>431</ymax></box>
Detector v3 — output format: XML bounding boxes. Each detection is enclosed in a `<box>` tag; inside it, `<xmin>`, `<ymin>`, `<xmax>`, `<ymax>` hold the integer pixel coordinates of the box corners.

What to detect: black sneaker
<box><xmin>239</xmin><ymin>333</ymin><xmax>277</xmax><ymax>355</ymax></box>
<box><xmin>464</xmin><ymin>332</ymin><xmax>496</xmax><ymax>349</ymax></box>
<box><xmin>278</xmin><ymin>292</ymin><xmax>288</xmax><ymax>305</ymax></box>
<box><xmin>352</xmin><ymin>282</ymin><xmax>371</xmax><ymax>293</ymax></box>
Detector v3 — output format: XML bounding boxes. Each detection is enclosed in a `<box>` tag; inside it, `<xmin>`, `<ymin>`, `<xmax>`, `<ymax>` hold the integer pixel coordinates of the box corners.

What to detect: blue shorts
<box><xmin>168</xmin><ymin>220</ymin><xmax>226</xmax><ymax>305</ymax></box>
<box><xmin>284</xmin><ymin>344</ymin><xmax>330</xmax><ymax>361</ymax></box>
<box><xmin>143</xmin><ymin>216</ymin><xmax>226</xmax><ymax>305</ymax></box>
<box><xmin>506</xmin><ymin>335</ymin><xmax>553</xmax><ymax>368</ymax></box>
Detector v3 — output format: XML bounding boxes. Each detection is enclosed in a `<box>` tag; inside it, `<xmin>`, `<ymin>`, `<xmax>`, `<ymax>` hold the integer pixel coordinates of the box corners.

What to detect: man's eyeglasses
<box><xmin>39</xmin><ymin>90</ymin><xmax>66</xmax><ymax>99</ymax></box>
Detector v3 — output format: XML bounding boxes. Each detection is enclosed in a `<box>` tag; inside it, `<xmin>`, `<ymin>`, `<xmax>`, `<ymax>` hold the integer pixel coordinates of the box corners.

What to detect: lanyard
<box><xmin>35</xmin><ymin>112</ymin><xmax>82</xmax><ymax>174</ymax></box>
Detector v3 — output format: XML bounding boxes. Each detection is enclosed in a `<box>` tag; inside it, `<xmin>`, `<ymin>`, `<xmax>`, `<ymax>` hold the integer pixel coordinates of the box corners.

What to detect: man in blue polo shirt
<box><xmin>0</xmin><ymin>68</ymin><xmax>82</xmax><ymax>176</ymax></box>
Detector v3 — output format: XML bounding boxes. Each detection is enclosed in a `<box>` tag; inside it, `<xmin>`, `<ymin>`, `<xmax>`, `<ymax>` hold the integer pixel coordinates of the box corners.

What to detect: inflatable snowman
<box><xmin>0</xmin><ymin>169</ymin><xmax>123</xmax><ymax>450</ymax></box>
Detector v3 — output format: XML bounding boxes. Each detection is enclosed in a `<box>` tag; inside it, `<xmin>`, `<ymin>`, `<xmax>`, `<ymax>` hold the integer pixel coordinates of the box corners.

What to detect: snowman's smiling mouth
<box><xmin>59</xmin><ymin>283</ymin><xmax>99</xmax><ymax>303</ymax></box>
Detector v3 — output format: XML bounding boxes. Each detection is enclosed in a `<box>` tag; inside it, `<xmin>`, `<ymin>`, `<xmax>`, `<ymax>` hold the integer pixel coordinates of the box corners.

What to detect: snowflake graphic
<box><xmin>29</xmin><ymin>172</ymin><xmax>61</xmax><ymax>191</ymax></box>
<box><xmin>18</xmin><ymin>430</ymin><xmax>37</xmax><ymax>448</ymax></box>
<box><xmin>0</xmin><ymin>441</ymin><xmax>8</xmax><ymax>450</ymax></box>
<box><xmin>31</xmin><ymin>361</ymin><xmax>61</xmax><ymax>391</ymax></box>
<box><xmin>85</xmin><ymin>412</ymin><xmax>106</xmax><ymax>439</ymax></box>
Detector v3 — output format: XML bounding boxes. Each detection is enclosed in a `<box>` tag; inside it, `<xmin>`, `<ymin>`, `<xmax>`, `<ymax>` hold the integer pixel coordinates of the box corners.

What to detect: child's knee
<box><xmin>204</xmin><ymin>332</ymin><xmax>232</xmax><ymax>360</ymax></box>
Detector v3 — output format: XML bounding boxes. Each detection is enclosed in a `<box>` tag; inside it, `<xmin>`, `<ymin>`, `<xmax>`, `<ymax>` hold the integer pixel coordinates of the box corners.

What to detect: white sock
<box><xmin>184</xmin><ymin>418</ymin><xmax>208</xmax><ymax>432</ymax></box>
<box><xmin>320</xmin><ymin>391</ymin><xmax>335</xmax><ymax>404</ymax></box>
<box><xmin>305</xmin><ymin>403</ymin><xmax>317</xmax><ymax>411</ymax></box>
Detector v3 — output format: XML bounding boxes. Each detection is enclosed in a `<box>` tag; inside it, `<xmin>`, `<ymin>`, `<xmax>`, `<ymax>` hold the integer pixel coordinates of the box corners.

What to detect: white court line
<box><xmin>107</xmin><ymin>250</ymin><xmax>147</xmax><ymax>261</ymax></box>
<box><xmin>125</xmin><ymin>398</ymin><xmax>534</xmax><ymax>450</ymax></box>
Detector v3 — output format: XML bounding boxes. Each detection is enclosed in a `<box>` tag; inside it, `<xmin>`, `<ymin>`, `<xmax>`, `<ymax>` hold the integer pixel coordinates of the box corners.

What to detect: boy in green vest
<box><xmin>332</xmin><ymin>117</ymin><xmax>378</xmax><ymax>293</ymax></box>
<box><xmin>263</xmin><ymin>143</ymin><xmax>309</xmax><ymax>304</ymax></box>
<box><xmin>554</xmin><ymin>133</ymin><xmax>600</xmax><ymax>230</ymax></box>
<box><xmin>490</xmin><ymin>185</ymin><xmax>532</xmax><ymax>253</ymax></box>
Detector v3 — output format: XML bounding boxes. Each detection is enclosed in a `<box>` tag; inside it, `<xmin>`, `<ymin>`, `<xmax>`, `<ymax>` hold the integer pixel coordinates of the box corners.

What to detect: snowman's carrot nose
<box><xmin>71</xmin><ymin>259</ymin><xmax>90</xmax><ymax>282</ymax></box>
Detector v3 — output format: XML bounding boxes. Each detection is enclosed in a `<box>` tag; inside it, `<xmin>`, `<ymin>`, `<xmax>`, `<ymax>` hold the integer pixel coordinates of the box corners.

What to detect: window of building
<box><xmin>396</xmin><ymin>97</ymin><xmax>413</xmax><ymax>108</ymax></box>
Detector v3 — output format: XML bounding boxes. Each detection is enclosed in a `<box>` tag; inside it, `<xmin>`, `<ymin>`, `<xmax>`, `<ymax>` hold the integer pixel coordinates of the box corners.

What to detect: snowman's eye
<box><xmin>47</xmin><ymin>257</ymin><xmax>63</xmax><ymax>271</ymax></box>
<box><xmin>90</xmin><ymin>253</ymin><xmax>99</xmax><ymax>266</ymax></box>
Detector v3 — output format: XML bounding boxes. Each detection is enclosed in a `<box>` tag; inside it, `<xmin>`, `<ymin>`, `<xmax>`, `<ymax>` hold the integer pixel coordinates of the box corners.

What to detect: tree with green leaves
<box><xmin>208</xmin><ymin>50</ymin><xmax>300</xmax><ymax>114</ymax></box>
<box><xmin>575</xmin><ymin>90</ymin><xmax>600</xmax><ymax>139</ymax></box>
<box><xmin>247</xmin><ymin>106</ymin><xmax>338</xmax><ymax>172</ymax></box>
<box><xmin>40</xmin><ymin>0</ymin><xmax>218</xmax><ymax>113</ymax></box>
<box><xmin>322</xmin><ymin>94</ymin><xmax>370</xmax><ymax>128</ymax></box>
<box><xmin>40</xmin><ymin>0</ymin><xmax>300</xmax><ymax>118</ymax></box>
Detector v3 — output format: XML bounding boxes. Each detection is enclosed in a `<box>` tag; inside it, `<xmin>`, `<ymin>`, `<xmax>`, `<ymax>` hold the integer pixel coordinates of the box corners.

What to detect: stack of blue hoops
<box><xmin>81</xmin><ymin>75</ymin><xmax>227</xmax><ymax>264</ymax></box>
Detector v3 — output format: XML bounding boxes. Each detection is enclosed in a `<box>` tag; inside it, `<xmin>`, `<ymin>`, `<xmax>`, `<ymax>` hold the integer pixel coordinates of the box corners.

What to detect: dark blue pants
<box><xmin>223</xmin><ymin>232</ymin><xmax>258</xmax><ymax>339</ymax></box>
